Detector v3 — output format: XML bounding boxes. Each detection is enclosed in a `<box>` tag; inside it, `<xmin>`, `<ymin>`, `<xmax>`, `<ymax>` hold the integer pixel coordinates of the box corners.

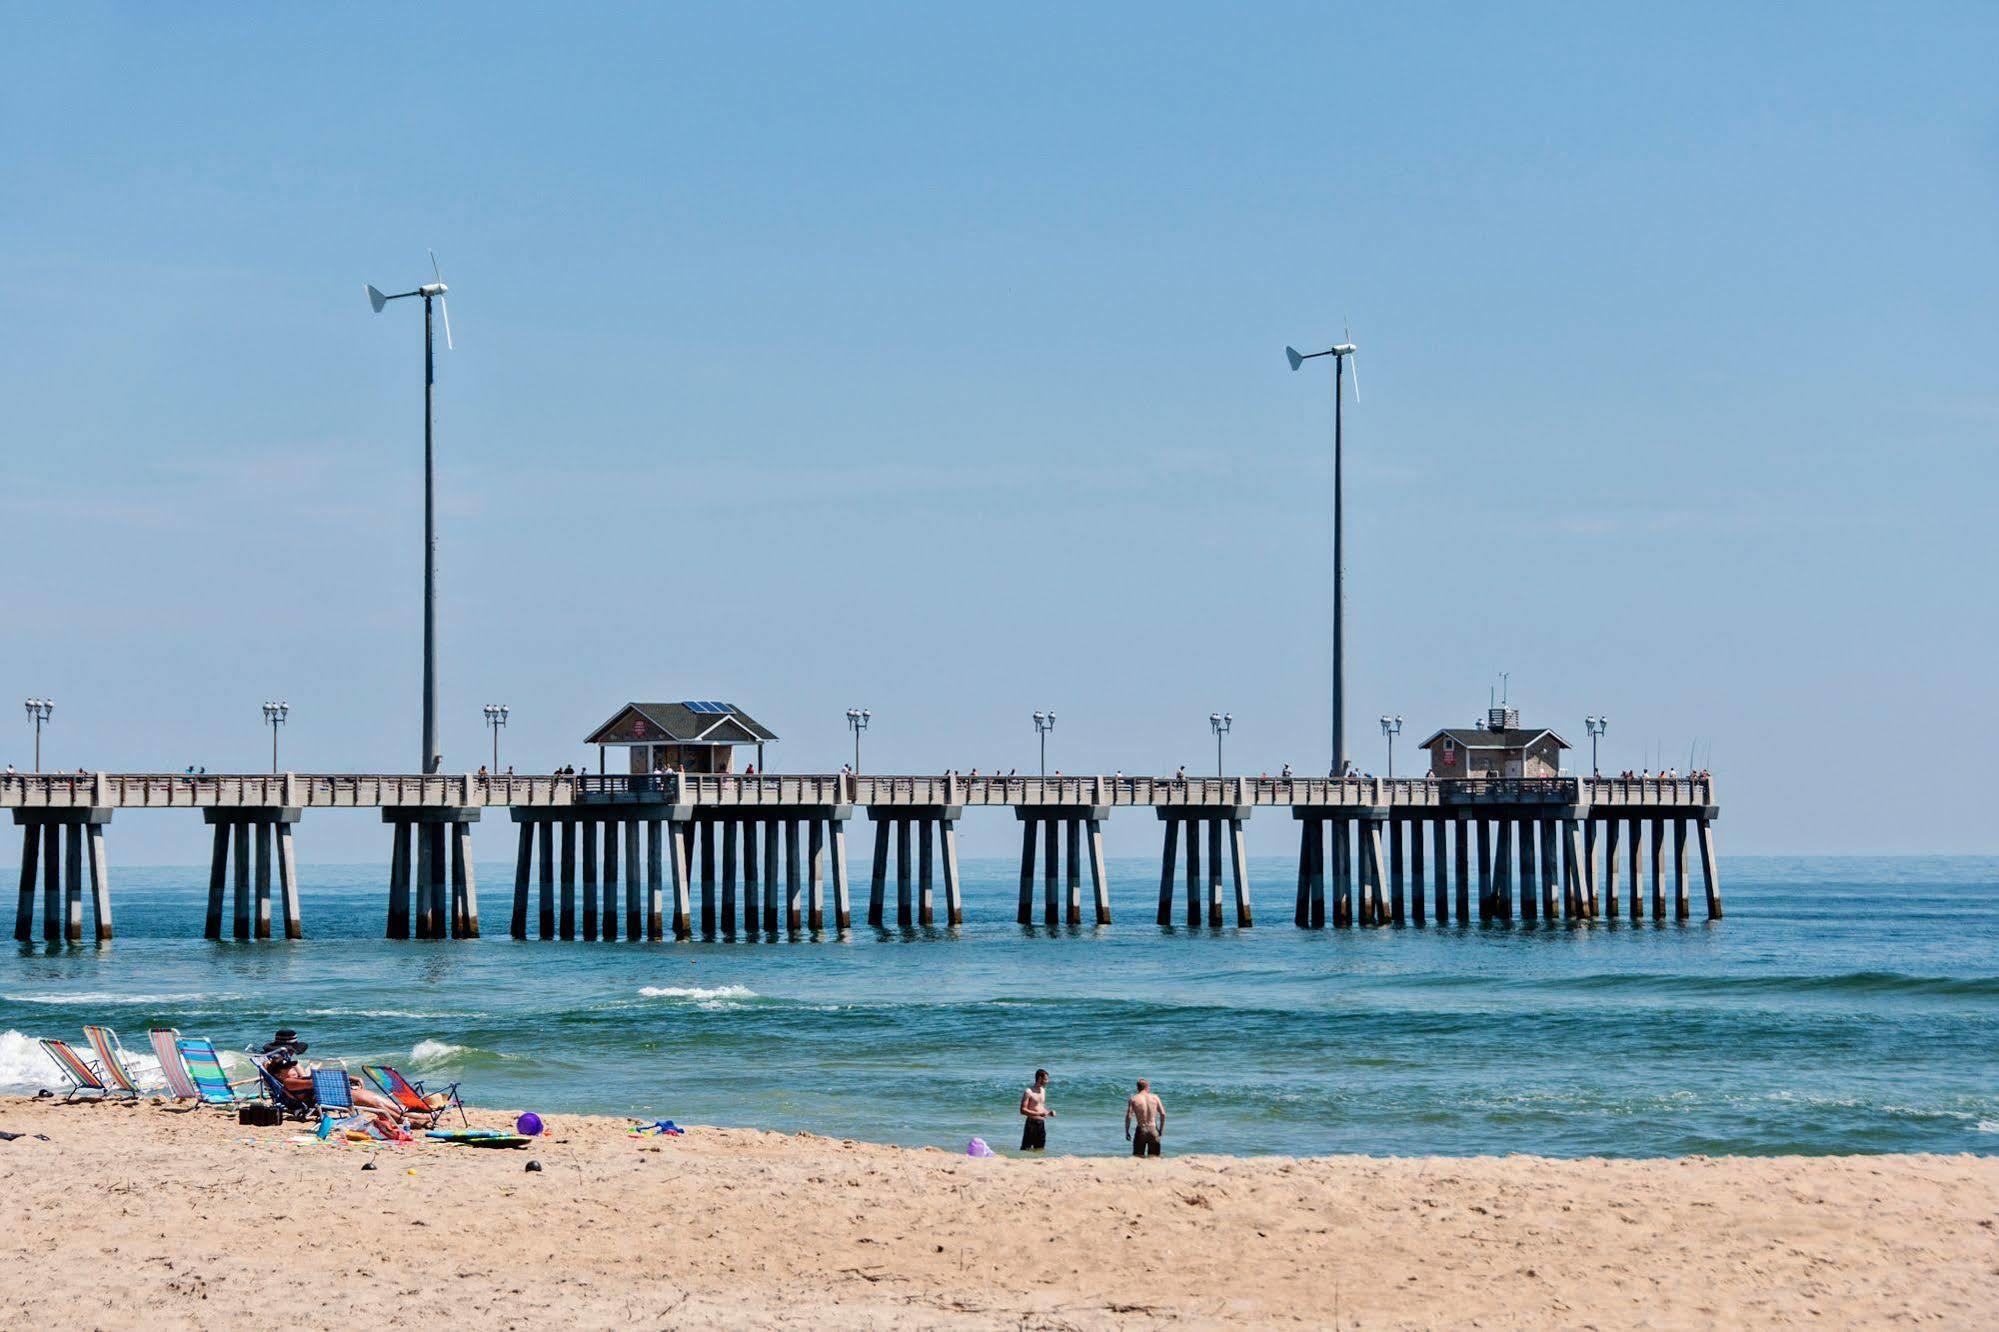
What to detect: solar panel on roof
<box><xmin>682</xmin><ymin>700</ymin><xmax>720</xmax><ymax>713</ymax></box>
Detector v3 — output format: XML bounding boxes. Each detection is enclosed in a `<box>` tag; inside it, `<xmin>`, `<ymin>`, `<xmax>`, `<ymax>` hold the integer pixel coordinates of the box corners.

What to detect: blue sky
<box><xmin>3</xmin><ymin>4</ymin><xmax>1995</xmax><ymax>862</ymax></box>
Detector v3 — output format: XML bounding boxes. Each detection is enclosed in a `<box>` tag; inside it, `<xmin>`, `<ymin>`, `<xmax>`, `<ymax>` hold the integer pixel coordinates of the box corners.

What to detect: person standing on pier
<box><xmin>1018</xmin><ymin>1068</ymin><xmax>1055</xmax><ymax>1152</ymax></box>
<box><xmin>1125</xmin><ymin>1079</ymin><xmax>1166</xmax><ymax>1157</ymax></box>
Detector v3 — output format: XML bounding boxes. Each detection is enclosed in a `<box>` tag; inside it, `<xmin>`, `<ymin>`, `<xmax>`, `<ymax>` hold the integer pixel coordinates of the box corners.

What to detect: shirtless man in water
<box><xmin>1125</xmin><ymin>1078</ymin><xmax>1166</xmax><ymax>1156</ymax></box>
<box><xmin>1018</xmin><ymin>1068</ymin><xmax>1055</xmax><ymax>1151</ymax></box>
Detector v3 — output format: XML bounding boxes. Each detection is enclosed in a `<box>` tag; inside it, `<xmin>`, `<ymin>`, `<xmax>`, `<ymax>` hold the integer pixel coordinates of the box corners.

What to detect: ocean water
<box><xmin>3</xmin><ymin>856</ymin><xmax>1995</xmax><ymax>1158</ymax></box>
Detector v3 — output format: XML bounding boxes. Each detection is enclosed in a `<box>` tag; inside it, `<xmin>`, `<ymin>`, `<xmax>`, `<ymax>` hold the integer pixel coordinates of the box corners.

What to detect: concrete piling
<box><xmin>1697</xmin><ymin>817</ymin><xmax>1723</xmax><ymax>919</ymax></box>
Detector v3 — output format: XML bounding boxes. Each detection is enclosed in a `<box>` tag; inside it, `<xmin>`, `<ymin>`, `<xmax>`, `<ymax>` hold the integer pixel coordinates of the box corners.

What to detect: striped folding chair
<box><xmin>150</xmin><ymin>1029</ymin><xmax>201</xmax><ymax>1101</ymax></box>
<box><xmin>363</xmin><ymin>1064</ymin><xmax>464</xmax><ymax>1126</ymax></box>
<box><xmin>82</xmin><ymin>1026</ymin><xmax>145</xmax><ymax>1099</ymax></box>
<box><xmin>176</xmin><ymin>1037</ymin><xmax>261</xmax><ymax>1107</ymax></box>
<box><xmin>40</xmin><ymin>1038</ymin><xmax>109</xmax><ymax>1101</ymax></box>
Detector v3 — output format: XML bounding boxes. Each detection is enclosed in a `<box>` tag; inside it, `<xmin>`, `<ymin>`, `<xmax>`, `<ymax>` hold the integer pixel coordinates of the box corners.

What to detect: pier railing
<box><xmin>0</xmin><ymin>771</ymin><xmax>1712</xmax><ymax>812</ymax></box>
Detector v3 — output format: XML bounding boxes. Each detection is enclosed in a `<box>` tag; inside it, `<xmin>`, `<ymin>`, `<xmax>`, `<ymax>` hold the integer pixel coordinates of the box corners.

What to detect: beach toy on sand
<box><xmin>516</xmin><ymin>1112</ymin><xmax>544</xmax><ymax>1136</ymax></box>
<box><xmin>629</xmin><ymin>1119</ymin><xmax>684</xmax><ymax>1137</ymax></box>
<box><xmin>967</xmin><ymin>1137</ymin><xmax>994</xmax><ymax>1158</ymax></box>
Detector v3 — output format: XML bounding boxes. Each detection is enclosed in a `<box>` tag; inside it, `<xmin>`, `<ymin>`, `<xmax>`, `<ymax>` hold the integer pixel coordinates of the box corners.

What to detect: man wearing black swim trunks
<box><xmin>1018</xmin><ymin>1068</ymin><xmax>1054</xmax><ymax>1151</ymax></box>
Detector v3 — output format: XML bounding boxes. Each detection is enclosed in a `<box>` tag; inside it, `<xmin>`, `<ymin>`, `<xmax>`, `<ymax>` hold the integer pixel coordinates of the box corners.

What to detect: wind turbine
<box><xmin>1286</xmin><ymin>323</ymin><xmax>1360</xmax><ymax>776</ymax></box>
<box><xmin>366</xmin><ymin>252</ymin><xmax>456</xmax><ymax>774</ymax></box>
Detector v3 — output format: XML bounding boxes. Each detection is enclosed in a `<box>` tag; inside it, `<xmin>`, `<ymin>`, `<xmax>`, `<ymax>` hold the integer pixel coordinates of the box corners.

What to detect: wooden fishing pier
<box><xmin>4</xmin><ymin>771</ymin><xmax>1718</xmax><ymax>943</ymax></box>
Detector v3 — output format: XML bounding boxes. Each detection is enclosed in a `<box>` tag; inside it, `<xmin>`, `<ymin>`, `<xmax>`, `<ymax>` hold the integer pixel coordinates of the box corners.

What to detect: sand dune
<box><xmin>0</xmin><ymin>1096</ymin><xmax>1992</xmax><ymax>1328</ymax></box>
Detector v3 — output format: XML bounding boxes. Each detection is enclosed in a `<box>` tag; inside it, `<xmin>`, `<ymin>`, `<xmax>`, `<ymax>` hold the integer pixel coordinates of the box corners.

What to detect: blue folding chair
<box><xmin>311</xmin><ymin>1066</ymin><xmax>356</xmax><ymax>1117</ymax></box>
<box><xmin>310</xmin><ymin>1066</ymin><xmax>388</xmax><ymax>1140</ymax></box>
<box><xmin>252</xmin><ymin>1058</ymin><xmax>317</xmax><ymax>1121</ymax></box>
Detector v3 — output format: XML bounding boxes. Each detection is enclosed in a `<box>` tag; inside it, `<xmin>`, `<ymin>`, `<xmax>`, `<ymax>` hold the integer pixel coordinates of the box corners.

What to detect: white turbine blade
<box><xmin>438</xmin><ymin>296</ymin><xmax>454</xmax><ymax>350</ymax></box>
<box><xmin>1348</xmin><ymin>350</ymin><xmax>1359</xmax><ymax>400</ymax></box>
<box><xmin>430</xmin><ymin>248</ymin><xmax>443</xmax><ymax>284</ymax></box>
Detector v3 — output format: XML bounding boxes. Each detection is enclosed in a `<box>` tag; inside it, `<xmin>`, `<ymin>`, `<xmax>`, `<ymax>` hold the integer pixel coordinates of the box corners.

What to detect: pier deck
<box><xmin>5</xmin><ymin>773</ymin><xmax>1717</xmax><ymax>943</ymax></box>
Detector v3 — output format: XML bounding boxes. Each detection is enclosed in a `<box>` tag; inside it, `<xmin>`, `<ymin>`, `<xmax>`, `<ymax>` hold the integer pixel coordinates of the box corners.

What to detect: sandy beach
<box><xmin>0</xmin><ymin>1097</ymin><xmax>1991</xmax><ymax>1329</ymax></box>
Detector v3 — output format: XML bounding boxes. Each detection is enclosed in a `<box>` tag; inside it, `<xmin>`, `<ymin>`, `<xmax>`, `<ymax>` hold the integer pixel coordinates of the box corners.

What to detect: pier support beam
<box><xmin>1518</xmin><ymin>817</ymin><xmax>1537</xmax><ymax>922</ymax></box>
<box><xmin>1696</xmin><ymin>813</ymin><xmax>1723</xmax><ymax>920</ymax></box>
<box><xmin>940</xmin><ymin>818</ymin><xmax>962</xmax><ymax>927</ymax></box>
<box><xmin>1626</xmin><ymin>816</ymin><xmax>1642</xmax><ymax>921</ymax></box>
<box><xmin>1493</xmin><ymin>818</ymin><xmax>1513</xmax><ymax>923</ymax></box>
<box><xmin>1160</xmin><ymin>808</ymin><xmax>1247</xmax><ymax>929</ymax></box>
<box><xmin>833</xmin><ymin>817</ymin><xmax>855</xmax><ymax>929</ymax></box>
<box><xmin>681</xmin><ymin>819</ymin><xmax>702</xmax><ymax>938</ymax></box>
<box><xmin>1359</xmin><ymin>818</ymin><xmax>1386</xmax><ymax>926</ymax></box>
<box><xmin>699</xmin><ymin>818</ymin><xmax>717</xmax><ymax>937</ymax></box>
<box><xmin>719</xmin><ymin>818</ymin><xmax>736</xmax><ymax>935</ymax></box>
<box><xmin>581</xmin><ymin>820</ymin><xmax>599</xmax><ymax>941</ymax></box>
<box><xmin>1475</xmin><ymin>819</ymin><xmax>1493</xmax><ymax>922</ymax></box>
<box><xmin>87</xmin><ymin>821</ymin><xmax>113</xmax><ymax>943</ymax></box>
<box><xmin>1602</xmin><ymin>818</ymin><xmax>1621</xmax><ymax>921</ymax></box>
<box><xmin>197</xmin><ymin>809</ymin><xmax>301</xmax><ymax>942</ymax></box>
<box><xmin>915</xmin><ymin>816</ymin><xmax>927</xmax><ymax>928</ymax></box>
<box><xmin>630</xmin><ymin>819</ymin><xmax>648</xmax><ymax>939</ymax></box>
<box><xmin>1227</xmin><ymin>816</ymin><xmax>1250</xmax><ymax>928</ymax></box>
<box><xmin>451</xmin><ymin>820</ymin><xmax>477</xmax><ymax>938</ymax></box>
<box><xmin>13</xmin><ymin>810</ymin><xmax>115</xmax><ymax>945</ymax></box>
<box><xmin>762</xmin><ymin>819</ymin><xmax>779</xmax><ymax>934</ymax></box>
<box><xmin>384</xmin><ymin>808</ymin><xmax>477</xmax><ymax>940</ymax></box>
<box><xmin>1584</xmin><ymin>817</ymin><xmax>1600</xmax><ymax>918</ymax></box>
<box><xmin>1649</xmin><ymin>816</ymin><xmax>1666</xmax><ymax>921</ymax></box>
<box><xmin>1452</xmin><ymin>816</ymin><xmax>1470</xmax><ymax>924</ymax></box>
<box><xmin>1673</xmin><ymin>817</ymin><xmax>1690</xmax><ymax>921</ymax></box>
<box><xmin>1540</xmin><ymin>819</ymin><xmax>1560</xmax><ymax>920</ymax></box>
<box><xmin>864</xmin><ymin>806</ymin><xmax>942</xmax><ymax>931</ymax></box>
<box><xmin>1184</xmin><ymin>813</ymin><xmax>1202</xmax><ymax>928</ymax></box>
<box><xmin>809</xmin><ymin>817</ymin><xmax>827</xmax><ymax>932</ymax></box>
<box><xmin>559</xmin><ymin>819</ymin><xmax>577</xmax><ymax>941</ymax></box>
<box><xmin>1563</xmin><ymin>819</ymin><xmax>1589</xmax><ymax>921</ymax></box>
<box><xmin>1330</xmin><ymin>819</ymin><xmax>1352</xmax><ymax>927</ymax></box>
<box><xmin>537</xmin><ymin>819</ymin><xmax>555</xmax><ymax>939</ymax></box>
<box><xmin>601</xmin><ymin>815</ymin><xmax>620</xmax><ymax>941</ymax></box>
<box><xmin>1388</xmin><ymin>818</ymin><xmax>1407</xmax><ymax>925</ymax></box>
<box><xmin>1409</xmin><ymin>815</ymin><xmax>1426</xmax><ymax>925</ymax></box>
<box><xmin>1432</xmin><ymin>819</ymin><xmax>1449</xmax><ymax>924</ymax></box>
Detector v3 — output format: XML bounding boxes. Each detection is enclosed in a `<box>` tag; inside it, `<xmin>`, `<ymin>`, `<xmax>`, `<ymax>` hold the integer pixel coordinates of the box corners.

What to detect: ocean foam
<box><xmin>410</xmin><ymin>1039</ymin><xmax>467</xmax><ymax>1065</ymax></box>
<box><xmin>0</xmin><ymin>992</ymin><xmax>235</xmax><ymax>1007</ymax></box>
<box><xmin>638</xmin><ymin>984</ymin><xmax>757</xmax><ymax>1002</ymax></box>
<box><xmin>0</xmin><ymin>1030</ymin><xmax>58</xmax><ymax>1093</ymax></box>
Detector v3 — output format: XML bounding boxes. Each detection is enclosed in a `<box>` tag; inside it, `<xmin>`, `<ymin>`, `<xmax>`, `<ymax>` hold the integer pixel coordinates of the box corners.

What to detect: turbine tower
<box><xmin>366</xmin><ymin>253</ymin><xmax>456</xmax><ymax>774</ymax></box>
<box><xmin>1286</xmin><ymin>329</ymin><xmax>1359</xmax><ymax>775</ymax></box>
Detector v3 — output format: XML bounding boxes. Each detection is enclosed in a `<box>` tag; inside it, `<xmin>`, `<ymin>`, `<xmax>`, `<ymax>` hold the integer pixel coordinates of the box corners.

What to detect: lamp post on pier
<box><xmin>845</xmin><ymin>708</ymin><xmax>871</xmax><ymax>773</ymax></box>
<box><xmin>1209</xmin><ymin>711</ymin><xmax>1232</xmax><ymax>777</ymax></box>
<box><xmin>366</xmin><ymin>254</ymin><xmax>456</xmax><ymax>775</ymax></box>
<box><xmin>1379</xmin><ymin>714</ymin><xmax>1402</xmax><ymax>779</ymax></box>
<box><xmin>262</xmin><ymin>701</ymin><xmax>288</xmax><ymax>774</ymax></box>
<box><xmin>1585</xmin><ymin>715</ymin><xmax>1608</xmax><ymax>778</ymax></box>
<box><xmin>484</xmin><ymin>704</ymin><xmax>509</xmax><ymax>772</ymax></box>
<box><xmin>1286</xmin><ymin>332</ymin><xmax>1359</xmax><ymax>777</ymax></box>
<box><xmin>23</xmin><ymin>698</ymin><xmax>53</xmax><ymax>772</ymax></box>
<box><xmin>1032</xmin><ymin>711</ymin><xmax>1056</xmax><ymax>777</ymax></box>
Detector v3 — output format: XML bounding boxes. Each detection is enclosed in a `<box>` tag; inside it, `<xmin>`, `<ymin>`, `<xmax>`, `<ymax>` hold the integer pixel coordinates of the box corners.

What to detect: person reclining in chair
<box><xmin>263</xmin><ymin>1049</ymin><xmax>421</xmax><ymax>1133</ymax></box>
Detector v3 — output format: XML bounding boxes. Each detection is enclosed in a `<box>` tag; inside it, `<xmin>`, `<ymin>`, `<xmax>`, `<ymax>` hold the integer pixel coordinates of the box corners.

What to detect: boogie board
<box><xmin>426</xmin><ymin>1129</ymin><xmax>531</xmax><ymax>1149</ymax></box>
